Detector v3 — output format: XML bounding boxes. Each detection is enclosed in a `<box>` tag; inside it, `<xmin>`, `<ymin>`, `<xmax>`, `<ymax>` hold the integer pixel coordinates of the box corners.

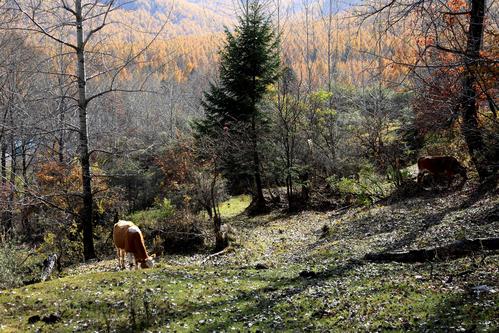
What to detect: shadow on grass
<box><xmin>103</xmin><ymin>260</ymin><xmax>362</xmax><ymax>332</ymax></box>
<box><xmin>19</xmin><ymin>256</ymin><xmax>497</xmax><ymax>333</ymax></box>
<box><xmin>233</xmin><ymin>212</ymin><xmax>286</xmax><ymax>230</ymax></box>
<box><xmin>419</xmin><ymin>290</ymin><xmax>498</xmax><ymax>332</ymax></box>
<box><xmin>328</xmin><ymin>184</ymin><xmax>494</xmax><ymax>255</ymax></box>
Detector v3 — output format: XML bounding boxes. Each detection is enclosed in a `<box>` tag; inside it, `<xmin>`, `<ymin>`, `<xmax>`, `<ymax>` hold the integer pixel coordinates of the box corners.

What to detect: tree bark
<box><xmin>4</xmin><ymin>110</ymin><xmax>17</xmax><ymax>232</ymax></box>
<box><xmin>58</xmin><ymin>96</ymin><xmax>66</xmax><ymax>163</ymax></box>
<box><xmin>250</xmin><ymin>114</ymin><xmax>267</xmax><ymax>214</ymax></box>
<box><xmin>461</xmin><ymin>0</ymin><xmax>489</xmax><ymax>180</ymax></box>
<box><xmin>0</xmin><ymin>108</ymin><xmax>6</xmax><ymax>186</ymax></box>
<box><xmin>41</xmin><ymin>254</ymin><xmax>58</xmax><ymax>282</ymax></box>
<box><xmin>76</xmin><ymin>0</ymin><xmax>96</xmax><ymax>260</ymax></box>
<box><xmin>212</xmin><ymin>186</ymin><xmax>226</xmax><ymax>251</ymax></box>
<box><xmin>1</xmin><ymin>143</ymin><xmax>6</xmax><ymax>186</ymax></box>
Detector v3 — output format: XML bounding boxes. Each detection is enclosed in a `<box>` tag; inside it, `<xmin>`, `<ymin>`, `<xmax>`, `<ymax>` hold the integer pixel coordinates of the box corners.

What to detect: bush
<box><xmin>156</xmin><ymin>211</ymin><xmax>206</xmax><ymax>254</ymax></box>
<box><xmin>0</xmin><ymin>238</ymin><xmax>47</xmax><ymax>289</ymax></box>
<box><xmin>128</xmin><ymin>201</ymin><xmax>205</xmax><ymax>254</ymax></box>
<box><xmin>386</xmin><ymin>165</ymin><xmax>412</xmax><ymax>188</ymax></box>
<box><xmin>128</xmin><ymin>198</ymin><xmax>176</xmax><ymax>229</ymax></box>
<box><xmin>328</xmin><ymin>165</ymin><xmax>391</xmax><ymax>206</ymax></box>
<box><xmin>36</xmin><ymin>218</ymin><xmax>84</xmax><ymax>268</ymax></box>
<box><xmin>0</xmin><ymin>240</ymin><xmax>23</xmax><ymax>289</ymax></box>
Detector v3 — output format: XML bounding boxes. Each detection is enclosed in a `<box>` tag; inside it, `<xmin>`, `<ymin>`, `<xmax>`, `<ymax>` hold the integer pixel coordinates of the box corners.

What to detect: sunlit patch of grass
<box><xmin>198</xmin><ymin>195</ymin><xmax>251</xmax><ymax>220</ymax></box>
<box><xmin>218</xmin><ymin>195</ymin><xmax>251</xmax><ymax>218</ymax></box>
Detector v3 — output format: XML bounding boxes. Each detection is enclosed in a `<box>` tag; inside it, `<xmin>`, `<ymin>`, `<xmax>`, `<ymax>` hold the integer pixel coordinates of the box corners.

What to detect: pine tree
<box><xmin>197</xmin><ymin>0</ymin><xmax>280</xmax><ymax>214</ymax></box>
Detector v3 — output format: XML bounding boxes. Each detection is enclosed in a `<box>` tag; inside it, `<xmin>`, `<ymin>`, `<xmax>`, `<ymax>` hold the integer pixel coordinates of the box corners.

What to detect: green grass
<box><xmin>2</xmin><ymin>192</ymin><xmax>498</xmax><ymax>332</ymax></box>
<box><xmin>129</xmin><ymin>195</ymin><xmax>250</xmax><ymax>227</ymax></box>
<box><xmin>218</xmin><ymin>194</ymin><xmax>251</xmax><ymax>218</ymax></box>
<box><xmin>127</xmin><ymin>208</ymin><xmax>169</xmax><ymax>228</ymax></box>
<box><xmin>1</xmin><ymin>258</ymin><xmax>497</xmax><ymax>332</ymax></box>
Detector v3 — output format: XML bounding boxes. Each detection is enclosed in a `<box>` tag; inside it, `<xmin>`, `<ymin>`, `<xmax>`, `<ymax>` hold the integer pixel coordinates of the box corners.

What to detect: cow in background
<box><xmin>417</xmin><ymin>156</ymin><xmax>467</xmax><ymax>187</ymax></box>
<box><xmin>113</xmin><ymin>220</ymin><xmax>154</xmax><ymax>269</ymax></box>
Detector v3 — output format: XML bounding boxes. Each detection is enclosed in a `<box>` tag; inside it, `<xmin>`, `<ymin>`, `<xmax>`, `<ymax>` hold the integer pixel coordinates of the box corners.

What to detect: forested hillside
<box><xmin>0</xmin><ymin>0</ymin><xmax>497</xmax><ymax>332</ymax></box>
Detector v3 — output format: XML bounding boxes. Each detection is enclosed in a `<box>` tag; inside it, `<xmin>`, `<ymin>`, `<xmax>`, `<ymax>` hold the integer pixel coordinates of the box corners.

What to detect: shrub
<box><xmin>128</xmin><ymin>198</ymin><xmax>176</xmax><ymax>229</ymax></box>
<box><xmin>156</xmin><ymin>211</ymin><xmax>206</xmax><ymax>254</ymax></box>
<box><xmin>328</xmin><ymin>165</ymin><xmax>391</xmax><ymax>206</ymax></box>
<box><xmin>386</xmin><ymin>165</ymin><xmax>412</xmax><ymax>188</ymax></box>
<box><xmin>36</xmin><ymin>219</ymin><xmax>83</xmax><ymax>268</ymax></box>
<box><xmin>0</xmin><ymin>240</ymin><xmax>23</xmax><ymax>289</ymax></box>
<box><xmin>0</xmin><ymin>238</ymin><xmax>47</xmax><ymax>289</ymax></box>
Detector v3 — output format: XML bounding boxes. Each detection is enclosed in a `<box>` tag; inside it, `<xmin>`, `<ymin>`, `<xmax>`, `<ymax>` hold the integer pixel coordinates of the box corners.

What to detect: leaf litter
<box><xmin>0</xmin><ymin>185</ymin><xmax>498</xmax><ymax>332</ymax></box>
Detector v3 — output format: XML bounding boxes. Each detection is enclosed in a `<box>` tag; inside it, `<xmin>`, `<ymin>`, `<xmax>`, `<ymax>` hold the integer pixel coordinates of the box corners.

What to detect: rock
<box><xmin>471</xmin><ymin>285</ymin><xmax>496</xmax><ymax>295</ymax></box>
<box><xmin>320</xmin><ymin>224</ymin><xmax>330</xmax><ymax>238</ymax></box>
<box><xmin>255</xmin><ymin>263</ymin><xmax>269</xmax><ymax>270</ymax></box>
<box><xmin>41</xmin><ymin>313</ymin><xmax>61</xmax><ymax>324</ymax></box>
<box><xmin>28</xmin><ymin>315</ymin><xmax>41</xmax><ymax>324</ymax></box>
<box><xmin>299</xmin><ymin>270</ymin><xmax>318</xmax><ymax>279</ymax></box>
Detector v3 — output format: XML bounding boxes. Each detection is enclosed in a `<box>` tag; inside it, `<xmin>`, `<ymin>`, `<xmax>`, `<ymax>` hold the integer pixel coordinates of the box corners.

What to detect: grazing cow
<box><xmin>113</xmin><ymin>220</ymin><xmax>154</xmax><ymax>269</ymax></box>
<box><xmin>417</xmin><ymin>156</ymin><xmax>467</xmax><ymax>186</ymax></box>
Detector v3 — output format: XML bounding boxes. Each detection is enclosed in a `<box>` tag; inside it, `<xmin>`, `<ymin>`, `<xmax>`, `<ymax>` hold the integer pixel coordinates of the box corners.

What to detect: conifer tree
<box><xmin>197</xmin><ymin>0</ymin><xmax>280</xmax><ymax>213</ymax></box>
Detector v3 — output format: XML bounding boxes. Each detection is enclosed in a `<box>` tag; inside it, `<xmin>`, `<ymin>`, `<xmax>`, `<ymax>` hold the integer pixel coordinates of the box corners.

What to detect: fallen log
<box><xmin>199</xmin><ymin>246</ymin><xmax>234</xmax><ymax>265</ymax></box>
<box><xmin>364</xmin><ymin>238</ymin><xmax>499</xmax><ymax>263</ymax></box>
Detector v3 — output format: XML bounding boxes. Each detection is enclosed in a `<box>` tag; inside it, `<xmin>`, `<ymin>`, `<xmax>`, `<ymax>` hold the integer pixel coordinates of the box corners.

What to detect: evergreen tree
<box><xmin>197</xmin><ymin>0</ymin><xmax>280</xmax><ymax>213</ymax></box>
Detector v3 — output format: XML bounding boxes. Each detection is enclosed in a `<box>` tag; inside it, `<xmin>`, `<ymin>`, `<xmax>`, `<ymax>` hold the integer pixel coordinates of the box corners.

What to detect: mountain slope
<box><xmin>115</xmin><ymin>0</ymin><xmax>357</xmax><ymax>36</ymax></box>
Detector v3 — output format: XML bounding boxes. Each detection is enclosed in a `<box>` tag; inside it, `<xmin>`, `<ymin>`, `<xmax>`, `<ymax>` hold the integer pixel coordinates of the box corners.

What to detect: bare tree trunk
<box><xmin>461</xmin><ymin>0</ymin><xmax>489</xmax><ymax>180</ymax></box>
<box><xmin>21</xmin><ymin>140</ymin><xmax>28</xmax><ymax>182</ymax></box>
<box><xmin>364</xmin><ymin>238</ymin><xmax>499</xmax><ymax>263</ymax></box>
<box><xmin>0</xmin><ymin>108</ymin><xmax>6</xmax><ymax>185</ymax></box>
<box><xmin>168</xmin><ymin>84</ymin><xmax>175</xmax><ymax>139</ymax></box>
<box><xmin>5</xmin><ymin>130</ymin><xmax>16</xmax><ymax>232</ymax></box>
<box><xmin>210</xmin><ymin>173</ymin><xmax>225</xmax><ymax>251</ymax></box>
<box><xmin>76</xmin><ymin>0</ymin><xmax>96</xmax><ymax>260</ymax></box>
<box><xmin>58</xmin><ymin>97</ymin><xmax>66</xmax><ymax>163</ymax></box>
<box><xmin>250</xmin><ymin>114</ymin><xmax>267</xmax><ymax>214</ymax></box>
<box><xmin>304</xmin><ymin>1</ymin><xmax>313</xmax><ymax>94</ymax></box>
<box><xmin>1</xmin><ymin>143</ymin><xmax>6</xmax><ymax>186</ymax></box>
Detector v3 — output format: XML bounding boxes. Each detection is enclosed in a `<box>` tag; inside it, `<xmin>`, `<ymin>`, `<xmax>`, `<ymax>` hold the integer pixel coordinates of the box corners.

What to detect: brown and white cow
<box><xmin>417</xmin><ymin>156</ymin><xmax>467</xmax><ymax>186</ymax></box>
<box><xmin>113</xmin><ymin>220</ymin><xmax>154</xmax><ymax>270</ymax></box>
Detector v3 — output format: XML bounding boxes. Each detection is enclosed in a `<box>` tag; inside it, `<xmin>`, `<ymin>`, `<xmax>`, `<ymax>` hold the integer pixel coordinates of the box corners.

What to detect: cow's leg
<box><xmin>118</xmin><ymin>249</ymin><xmax>125</xmax><ymax>269</ymax></box>
<box><xmin>127</xmin><ymin>252</ymin><xmax>135</xmax><ymax>270</ymax></box>
<box><xmin>115</xmin><ymin>247</ymin><xmax>121</xmax><ymax>268</ymax></box>
<box><xmin>121</xmin><ymin>249</ymin><xmax>126</xmax><ymax>269</ymax></box>
<box><xmin>132</xmin><ymin>255</ymin><xmax>137</xmax><ymax>270</ymax></box>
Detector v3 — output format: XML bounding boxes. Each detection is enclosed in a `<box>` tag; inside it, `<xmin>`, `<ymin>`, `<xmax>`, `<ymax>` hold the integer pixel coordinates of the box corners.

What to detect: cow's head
<box><xmin>140</xmin><ymin>256</ymin><xmax>155</xmax><ymax>269</ymax></box>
